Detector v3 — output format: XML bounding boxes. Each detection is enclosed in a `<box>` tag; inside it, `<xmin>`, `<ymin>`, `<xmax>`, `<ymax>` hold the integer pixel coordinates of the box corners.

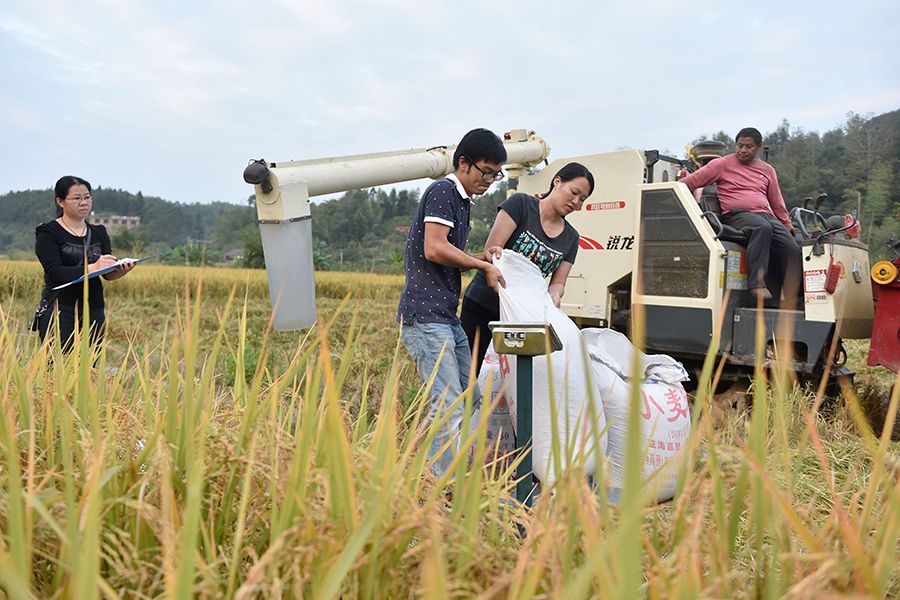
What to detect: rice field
<box><xmin>1</xmin><ymin>259</ymin><xmax>899</xmax><ymax>599</ymax></box>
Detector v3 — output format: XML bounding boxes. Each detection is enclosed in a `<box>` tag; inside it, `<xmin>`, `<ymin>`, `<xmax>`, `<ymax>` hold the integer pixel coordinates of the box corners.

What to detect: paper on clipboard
<box><xmin>52</xmin><ymin>254</ymin><xmax>161</xmax><ymax>290</ymax></box>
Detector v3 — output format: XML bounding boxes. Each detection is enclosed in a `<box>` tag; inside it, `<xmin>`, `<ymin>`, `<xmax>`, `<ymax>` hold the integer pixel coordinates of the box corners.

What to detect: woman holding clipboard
<box><xmin>33</xmin><ymin>176</ymin><xmax>135</xmax><ymax>352</ymax></box>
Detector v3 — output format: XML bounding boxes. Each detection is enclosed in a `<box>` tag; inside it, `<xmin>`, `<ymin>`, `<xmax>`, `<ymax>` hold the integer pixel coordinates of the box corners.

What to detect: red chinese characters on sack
<box><xmin>498</xmin><ymin>353</ymin><xmax>510</xmax><ymax>377</ymax></box>
<box><xmin>648</xmin><ymin>439</ymin><xmax>683</xmax><ymax>451</ymax></box>
<box><xmin>640</xmin><ymin>386</ymin><xmax>689</xmax><ymax>423</ymax></box>
<box><xmin>664</xmin><ymin>387</ymin><xmax>688</xmax><ymax>422</ymax></box>
<box><xmin>640</xmin><ymin>389</ymin><xmax>666</xmax><ymax>420</ymax></box>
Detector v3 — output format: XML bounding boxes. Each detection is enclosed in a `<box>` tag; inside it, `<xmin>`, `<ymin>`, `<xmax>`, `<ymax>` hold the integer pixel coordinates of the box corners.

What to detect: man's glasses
<box><xmin>465</xmin><ymin>158</ymin><xmax>505</xmax><ymax>182</ymax></box>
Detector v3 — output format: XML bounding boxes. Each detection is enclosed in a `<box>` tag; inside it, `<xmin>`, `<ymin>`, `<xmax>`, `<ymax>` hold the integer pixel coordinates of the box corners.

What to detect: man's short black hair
<box><xmin>735</xmin><ymin>127</ymin><xmax>762</xmax><ymax>146</ymax></box>
<box><xmin>453</xmin><ymin>128</ymin><xmax>507</xmax><ymax>170</ymax></box>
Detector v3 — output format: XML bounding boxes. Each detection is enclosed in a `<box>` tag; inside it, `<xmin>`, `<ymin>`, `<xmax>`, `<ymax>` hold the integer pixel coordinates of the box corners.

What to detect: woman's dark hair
<box><xmin>544</xmin><ymin>162</ymin><xmax>594</xmax><ymax>197</ymax></box>
<box><xmin>453</xmin><ymin>128</ymin><xmax>507</xmax><ymax>170</ymax></box>
<box><xmin>54</xmin><ymin>176</ymin><xmax>92</xmax><ymax>217</ymax></box>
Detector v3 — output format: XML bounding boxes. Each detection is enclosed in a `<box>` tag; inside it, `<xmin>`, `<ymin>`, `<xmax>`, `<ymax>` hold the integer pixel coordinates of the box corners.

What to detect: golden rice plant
<box><xmin>0</xmin><ymin>263</ymin><xmax>898</xmax><ymax>598</ymax></box>
<box><xmin>0</xmin><ymin>261</ymin><xmax>418</xmax><ymax>411</ymax></box>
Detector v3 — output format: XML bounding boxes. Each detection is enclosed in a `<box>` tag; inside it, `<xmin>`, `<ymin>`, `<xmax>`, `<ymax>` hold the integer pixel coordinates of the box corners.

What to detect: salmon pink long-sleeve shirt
<box><xmin>679</xmin><ymin>154</ymin><xmax>790</xmax><ymax>227</ymax></box>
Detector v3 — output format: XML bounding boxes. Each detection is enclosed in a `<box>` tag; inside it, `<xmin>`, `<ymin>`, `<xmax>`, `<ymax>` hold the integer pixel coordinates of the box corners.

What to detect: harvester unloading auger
<box><xmin>244</xmin><ymin>129</ymin><xmax>897</xmax><ymax>391</ymax></box>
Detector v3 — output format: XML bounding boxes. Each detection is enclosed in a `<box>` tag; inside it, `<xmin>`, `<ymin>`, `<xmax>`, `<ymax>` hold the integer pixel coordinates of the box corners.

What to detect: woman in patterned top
<box><xmin>461</xmin><ymin>162</ymin><xmax>594</xmax><ymax>373</ymax></box>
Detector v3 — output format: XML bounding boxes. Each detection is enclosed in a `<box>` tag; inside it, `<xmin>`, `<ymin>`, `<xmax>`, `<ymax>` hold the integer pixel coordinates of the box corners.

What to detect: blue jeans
<box><xmin>401</xmin><ymin>320</ymin><xmax>480</xmax><ymax>477</ymax></box>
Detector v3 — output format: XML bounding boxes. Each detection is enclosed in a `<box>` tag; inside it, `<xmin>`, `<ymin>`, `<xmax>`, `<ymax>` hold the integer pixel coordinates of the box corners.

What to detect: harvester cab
<box><xmin>515</xmin><ymin>148</ymin><xmax>875</xmax><ymax>383</ymax></box>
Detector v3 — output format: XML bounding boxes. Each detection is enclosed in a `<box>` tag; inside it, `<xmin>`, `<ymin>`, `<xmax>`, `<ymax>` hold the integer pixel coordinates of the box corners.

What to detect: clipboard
<box><xmin>52</xmin><ymin>254</ymin><xmax>162</xmax><ymax>290</ymax></box>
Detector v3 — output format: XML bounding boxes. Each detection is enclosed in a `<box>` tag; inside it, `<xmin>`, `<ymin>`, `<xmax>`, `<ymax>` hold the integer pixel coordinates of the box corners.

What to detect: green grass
<box><xmin>1</xmin><ymin>260</ymin><xmax>899</xmax><ymax>599</ymax></box>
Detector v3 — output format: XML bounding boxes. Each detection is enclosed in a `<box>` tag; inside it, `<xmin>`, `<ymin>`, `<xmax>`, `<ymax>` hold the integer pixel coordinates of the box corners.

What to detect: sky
<box><xmin>2</xmin><ymin>0</ymin><xmax>899</xmax><ymax>207</ymax></box>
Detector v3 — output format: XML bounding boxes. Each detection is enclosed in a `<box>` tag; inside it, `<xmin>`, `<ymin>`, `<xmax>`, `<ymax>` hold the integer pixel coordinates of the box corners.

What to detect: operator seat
<box><xmin>698</xmin><ymin>185</ymin><xmax>750</xmax><ymax>245</ymax></box>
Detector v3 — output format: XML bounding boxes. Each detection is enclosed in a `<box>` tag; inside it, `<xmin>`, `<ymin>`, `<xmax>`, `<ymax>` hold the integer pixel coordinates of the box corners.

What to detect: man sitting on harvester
<box><xmin>679</xmin><ymin>127</ymin><xmax>802</xmax><ymax>307</ymax></box>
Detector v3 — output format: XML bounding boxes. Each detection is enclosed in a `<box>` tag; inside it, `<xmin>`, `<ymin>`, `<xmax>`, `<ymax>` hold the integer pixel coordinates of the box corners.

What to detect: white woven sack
<box><xmin>494</xmin><ymin>251</ymin><xmax>608</xmax><ymax>483</ymax></box>
<box><xmin>583</xmin><ymin>327</ymin><xmax>690</xmax><ymax>501</ymax></box>
<box><xmin>470</xmin><ymin>342</ymin><xmax>515</xmax><ymax>467</ymax></box>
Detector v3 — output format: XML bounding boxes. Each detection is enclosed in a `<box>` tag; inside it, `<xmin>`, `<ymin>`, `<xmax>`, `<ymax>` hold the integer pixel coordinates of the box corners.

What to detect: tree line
<box><xmin>2</xmin><ymin>108</ymin><xmax>897</xmax><ymax>267</ymax></box>
<box><xmin>309</xmin><ymin>109</ymin><xmax>900</xmax><ymax>270</ymax></box>
<box><xmin>0</xmin><ymin>186</ymin><xmax>257</xmax><ymax>264</ymax></box>
<box><xmin>306</xmin><ymin>185</ymin><xmax>509</xmax><ymax>273</ymax></box>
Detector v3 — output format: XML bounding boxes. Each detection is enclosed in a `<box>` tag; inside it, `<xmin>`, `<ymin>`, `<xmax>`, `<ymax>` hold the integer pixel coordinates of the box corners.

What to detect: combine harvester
<box><xmin>243</xmin><ymin>129</ymin><xmax>899</xmax><ymax>391</ymax></box>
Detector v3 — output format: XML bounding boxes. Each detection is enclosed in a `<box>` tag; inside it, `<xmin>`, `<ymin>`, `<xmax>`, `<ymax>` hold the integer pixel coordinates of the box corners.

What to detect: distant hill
<box><xmin>0</xmin><ymin>187</ymin><xmax>253</xmax><ymax>257</ymax></box>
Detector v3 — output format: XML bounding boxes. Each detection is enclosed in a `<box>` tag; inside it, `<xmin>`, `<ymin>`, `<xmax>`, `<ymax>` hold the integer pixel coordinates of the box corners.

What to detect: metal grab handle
<box><xmin>809</xmin><ymin>211</ymin><xmax>860</xmax><ymax>258</ymax></box>
<box><xmin>791</xmin><ymin>207</ymin><xmax>829</xmax><ymax>240</ymax></box>
<box><xmin>815</xmin><ymin>211</ymin><xmax>858</xmax><ymax>241</ymax></box>
<box><xmin>790</xmin><ymin>207</ymin><xmax>811</xmax><ymax>240</ymax></box>
<box><xmin>701</xmin><ymin>211</ymin><xmax>725</xmax><ymax>240</ymax></box>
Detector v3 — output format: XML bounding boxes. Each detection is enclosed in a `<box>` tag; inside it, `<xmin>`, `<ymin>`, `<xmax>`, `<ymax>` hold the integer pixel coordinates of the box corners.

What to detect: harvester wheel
<box><xmin>871</xmin><ymin>260</ymin><xmax>898</xmax><ymax>285</ymax></box>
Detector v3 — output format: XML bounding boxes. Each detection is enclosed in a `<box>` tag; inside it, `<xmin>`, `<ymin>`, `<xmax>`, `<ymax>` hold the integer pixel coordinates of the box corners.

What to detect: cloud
<box><xmin>1</xmin><ymin>0</ymin><xmax>898</xmax><ymax>205</ymax></box>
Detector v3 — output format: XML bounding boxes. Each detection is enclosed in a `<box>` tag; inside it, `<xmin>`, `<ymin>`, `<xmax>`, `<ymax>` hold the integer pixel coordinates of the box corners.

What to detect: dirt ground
<box><xmin>701</xmin><ymin>376</ymin><xmax>900</xmax><ymax>441</ymax></box>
